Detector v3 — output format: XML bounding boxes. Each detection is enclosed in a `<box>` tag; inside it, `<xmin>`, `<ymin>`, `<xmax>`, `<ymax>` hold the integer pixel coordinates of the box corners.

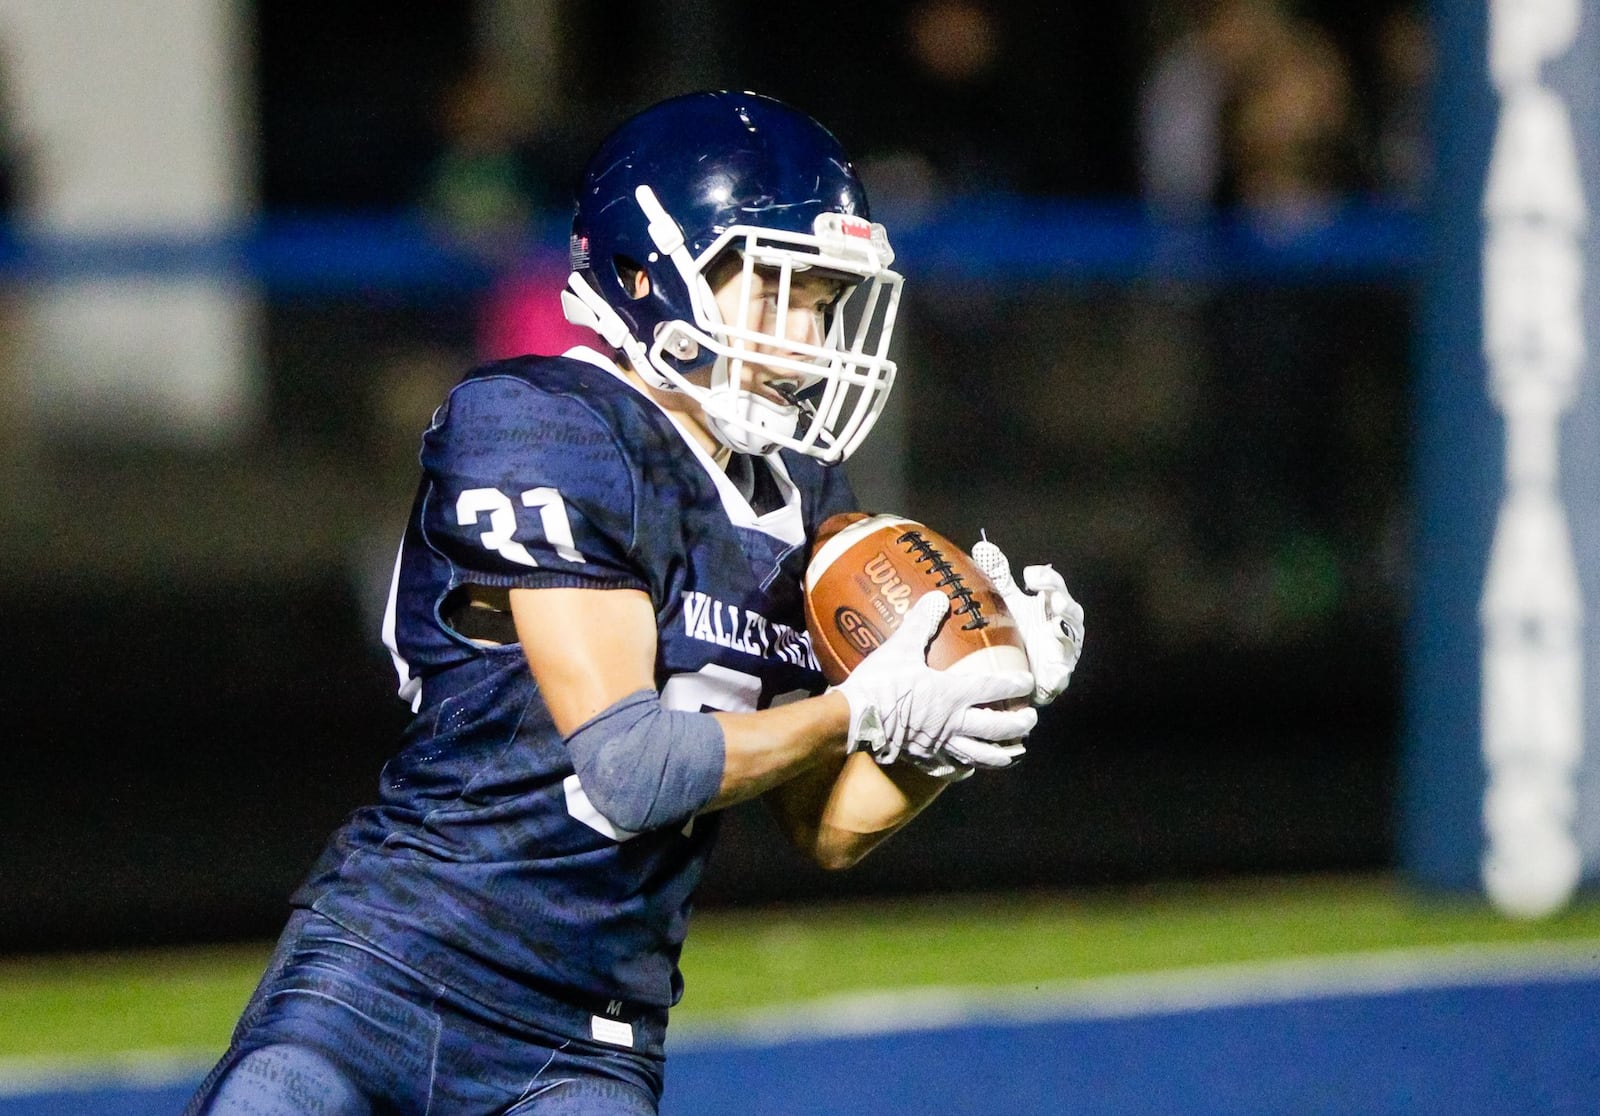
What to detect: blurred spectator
<box><xmin>415</xmin><ymin>58</ymin><xmax>588</xmax><ymax>363</ymax></box>
<box><xmin>1139</xmin><ymin>0</ymin><xmax>1362</xmax><ymax>222</ymax></box>
<box><xmin>419</xmin><ymin>61</ymin><xmax>552</xmax><ymax>262</ymax></box>
<box><xmin>1138</xmin><ymin>2</ymin><xmax>1375</xmax><ymax>646</ymax></box>
<box><xmin>856</xmin><ymin>0</ymin><xmax>1018</xmax><ymax>217</ymax></box>
<box><xmin>1205</xmin><ymin>16</ymin><xmax>1362</xmax><ymax>636</ymax></box>
<box><xmin>1369</xmin><ymin>2</ymin><xmax>1433</xmax><ymax>207</ymax></box>
<box><xmin>1138</xmin><ymin>0</ymin><xmax>1296</xmax><ymax>216</ymax></box>
<box><xmin>1224</xmin><ymin>15</ymin><xmax>1359</xmax><ymax>230</ymax></box>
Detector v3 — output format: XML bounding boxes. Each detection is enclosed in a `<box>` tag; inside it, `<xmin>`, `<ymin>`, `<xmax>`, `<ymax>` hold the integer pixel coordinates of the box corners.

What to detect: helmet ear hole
<box><xmin>613</xmin><ymin>256</ymin><xmax>649</xmax><ymax>299</ymax></box>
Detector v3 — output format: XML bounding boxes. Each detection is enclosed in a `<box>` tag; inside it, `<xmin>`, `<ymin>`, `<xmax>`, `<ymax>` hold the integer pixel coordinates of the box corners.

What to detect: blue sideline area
<box><xmin>664</xmin><ymin>975</ymin><xmax>1600</xmax><ymax>1116</ymax></box>
<box><xmin>3</xmin><ymin>970</ymin><xmax>1595</xmax><ymax>1116</ymax></box>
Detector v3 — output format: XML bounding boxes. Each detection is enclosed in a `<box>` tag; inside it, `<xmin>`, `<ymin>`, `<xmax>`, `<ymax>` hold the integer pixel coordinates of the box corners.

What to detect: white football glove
<box><xmin>834</xmin><ymin>591</ymin><xmax>1037</xmax><ymax>780</ymax></box>
<box><xmin>970</xmin><ymin>537</ymin><xmax>1085</xmax><ymax>706</ymax></box>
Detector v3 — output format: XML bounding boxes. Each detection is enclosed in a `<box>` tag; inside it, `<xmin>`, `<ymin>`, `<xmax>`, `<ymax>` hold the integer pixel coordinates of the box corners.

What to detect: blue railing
<box><xmin>891</xmin><ymin>198</ymin><xmax>1425</xmax><ymax>284</ymax></box>
<box><xmin>0</xmin><ymin>198</ymin><xmax>1425</xmax><ymax>293</ymax></box>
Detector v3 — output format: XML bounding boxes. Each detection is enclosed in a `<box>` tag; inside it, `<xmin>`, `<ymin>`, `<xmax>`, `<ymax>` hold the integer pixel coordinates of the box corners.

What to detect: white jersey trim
<box><xmin>380</xmin><ymin>539</ymin><xmax>423</xmax><ymax>712</ymax></box>
<box><xmin>561</xmin><ymin>347</ymin><xmax>805</xmax><ymax>546</ymax></box>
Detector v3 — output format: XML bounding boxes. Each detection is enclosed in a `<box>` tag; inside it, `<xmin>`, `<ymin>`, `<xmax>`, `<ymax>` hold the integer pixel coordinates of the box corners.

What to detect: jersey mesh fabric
<box><xmin>293</xmin><ymin>351</ymin><xmax>856</xmax><ymax>1055</ymax></box>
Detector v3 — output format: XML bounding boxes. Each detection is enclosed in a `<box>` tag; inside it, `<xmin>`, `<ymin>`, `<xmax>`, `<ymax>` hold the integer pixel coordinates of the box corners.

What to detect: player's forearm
<box><xmin>812</xmin><ymin>756</ymin><xmax>949</xmax><ymax>868</ymax></box>
<box><xmin>705</xmin><ymin>691</ymin><xmax>851</xmax><ymax>810</ymax></box>
<box><xmin>763</xmin><ymin>752</ymin><xmax>950</xmax><ymax>870</ymax></box>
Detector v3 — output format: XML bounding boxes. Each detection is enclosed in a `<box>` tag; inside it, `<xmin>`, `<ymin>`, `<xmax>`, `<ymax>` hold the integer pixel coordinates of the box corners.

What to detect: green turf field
<box><xmin>3</xmin><ymin>872</ymin><xmax>1599</xmax><ymax>1061</ymax></box>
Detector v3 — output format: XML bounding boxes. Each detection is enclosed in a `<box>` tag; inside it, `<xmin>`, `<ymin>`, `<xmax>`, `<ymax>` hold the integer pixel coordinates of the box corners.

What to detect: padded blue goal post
<box><xmin>1405</xmin><ymin>0</ymin><xmax>1600</xmax><ymax>916</ymax></box>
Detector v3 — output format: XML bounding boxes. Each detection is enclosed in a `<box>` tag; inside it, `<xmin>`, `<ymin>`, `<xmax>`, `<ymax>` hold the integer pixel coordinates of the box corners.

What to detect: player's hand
<box><xmin>970</xmin><ymin>537</ymin><xmax>1085</xmax><ymax>706</ymax></box>
<box><xmin>833</xmin><ymin>591</ymin><xmax>1036</xmax><ymax>780</ymax></box>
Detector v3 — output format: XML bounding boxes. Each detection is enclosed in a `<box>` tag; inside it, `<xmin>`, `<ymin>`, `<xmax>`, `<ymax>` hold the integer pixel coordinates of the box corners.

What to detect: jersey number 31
<box><xmin>456</xmin><ymin>486</ymin><xmax>588</xmax><ymax>566</ymax></box>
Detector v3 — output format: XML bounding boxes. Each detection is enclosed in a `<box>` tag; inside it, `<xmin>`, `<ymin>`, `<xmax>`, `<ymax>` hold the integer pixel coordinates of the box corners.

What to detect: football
<box><xmin>803</xmin><ymin>511</ymin><xmax>1029</xmax><ymax>686</ymax></box>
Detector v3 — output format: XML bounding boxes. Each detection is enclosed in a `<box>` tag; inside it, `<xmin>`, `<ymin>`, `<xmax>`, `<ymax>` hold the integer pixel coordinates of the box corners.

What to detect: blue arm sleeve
<box><xmin>565</xmin><ymin>690</ymin><xmax>726</xmax><ymax>832</ymax></box>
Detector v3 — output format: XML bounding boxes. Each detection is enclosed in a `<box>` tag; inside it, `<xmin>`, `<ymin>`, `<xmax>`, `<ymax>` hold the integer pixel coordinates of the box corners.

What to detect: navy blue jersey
<box><xmin>293</xmin><ymin>347</ymin><xmax>855</xmax><ymax>1055</ymax></box>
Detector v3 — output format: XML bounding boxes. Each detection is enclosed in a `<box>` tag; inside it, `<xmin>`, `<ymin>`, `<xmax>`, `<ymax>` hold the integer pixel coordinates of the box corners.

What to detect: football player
<box><xmin>186</xmin><ymin>90</ymin><xmax>1083</xmax><ymax>1116</ymax></box>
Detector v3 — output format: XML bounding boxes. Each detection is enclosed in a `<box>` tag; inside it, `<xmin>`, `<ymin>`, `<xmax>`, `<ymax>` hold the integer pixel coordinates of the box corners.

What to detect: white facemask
<box><xmin>563</xmin><ymin>186</ymin><xmax>903</xmax><ymax>464</ymax></box>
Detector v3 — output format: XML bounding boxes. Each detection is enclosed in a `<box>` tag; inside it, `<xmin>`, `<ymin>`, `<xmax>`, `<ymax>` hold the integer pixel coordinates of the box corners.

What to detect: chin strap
<box><xmin>702</xmin><ymin>375</ymin><xmax>798</xmax><ymax>455</ymax></box>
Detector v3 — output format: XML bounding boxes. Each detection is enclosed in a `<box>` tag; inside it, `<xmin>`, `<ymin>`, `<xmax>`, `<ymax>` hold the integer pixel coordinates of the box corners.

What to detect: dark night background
<box><xmin>1</xmin><ymin>0</ymin><xmax>1420</xmax><ymax>952</ymax></box>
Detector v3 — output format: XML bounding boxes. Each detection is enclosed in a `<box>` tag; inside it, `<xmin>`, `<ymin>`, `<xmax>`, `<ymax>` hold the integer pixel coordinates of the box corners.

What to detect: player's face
<box><xmin>619</xmin><ymin>254</ymin><xmax>859</xmax><ymax>459</ymax></box>
<box><xmin>706</xmin><ymin>257</ymin><xmax>847</xmax><ymax>405</ymax></box>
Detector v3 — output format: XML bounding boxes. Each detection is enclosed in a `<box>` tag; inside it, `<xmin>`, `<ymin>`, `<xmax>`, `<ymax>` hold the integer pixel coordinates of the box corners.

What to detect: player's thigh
<box><xmin>188</xmin><ymin>916</ymin><xmax>443</xmax><ymax>1115</ymax></box>
<box><xmin>505</xmin><ymin>1075</ymin><xmax>659</xmax><ymax>1116</ymax></box>
<box><xmin>196</xmin><ymin>1043</ymin><xmax>371</xmax><ymax>1116</ymax></box>
<box><xmin>195</xmin><ymin>979</ymin><xmax>439</xmax><ymax>1115</ymax></box>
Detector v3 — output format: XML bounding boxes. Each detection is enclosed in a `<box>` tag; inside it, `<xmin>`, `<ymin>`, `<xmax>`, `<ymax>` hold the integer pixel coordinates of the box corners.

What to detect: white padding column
<box><xmin>0</xmin><ymin>0</ymin><xmax>257</xmax><ymax>444</ymax></box>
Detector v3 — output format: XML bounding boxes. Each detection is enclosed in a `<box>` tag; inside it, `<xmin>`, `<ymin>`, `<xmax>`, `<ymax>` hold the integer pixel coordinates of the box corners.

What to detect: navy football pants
<box><xmin>184</xmin><ymin>910</ymin><xmax>662</xmax><ymax>1115</ymax></box>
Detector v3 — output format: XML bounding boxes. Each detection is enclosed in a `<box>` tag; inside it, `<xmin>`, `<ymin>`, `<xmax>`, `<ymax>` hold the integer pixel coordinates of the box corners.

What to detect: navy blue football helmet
<box><xmin>561</xmin><ymin>91</ymin><xmax>902</xmax><ymax>462</ymax></box>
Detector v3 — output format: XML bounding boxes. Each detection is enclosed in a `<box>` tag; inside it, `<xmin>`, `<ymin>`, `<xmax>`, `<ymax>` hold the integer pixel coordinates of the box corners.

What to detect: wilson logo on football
<box><xmin>833</xmin><ymin>606</ymin><xmax>884</xmax><ymax>654</ymax></box>
<box><xmin>863</xmin><ymin>552</ymin><xmax>914</xmax><ymax>615</ymax></box>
